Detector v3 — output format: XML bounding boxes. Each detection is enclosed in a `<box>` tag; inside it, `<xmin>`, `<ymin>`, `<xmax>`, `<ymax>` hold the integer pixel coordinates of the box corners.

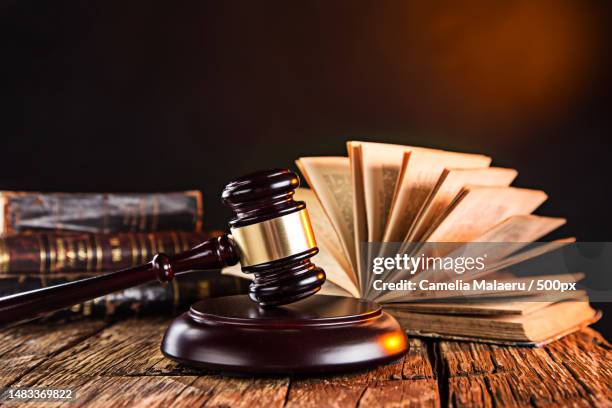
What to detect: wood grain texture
<box><xmin>0</xmin><ymin>319</ymin><xmax>107</xmax><ymax>386</ymax></box>
<box><xmin>439</xmin><ymin>328</ymin><xmax>612</xmax><ymax>407</ymax></box>
<box><xmin>11</xmin><ymin>318</ymin><xmax>170</xmax><ymax>381</ymax></box>
<box><xmin>1</xmin><ymin>317</ymin><xmax>609</xmax><ymax>408</ymax></box>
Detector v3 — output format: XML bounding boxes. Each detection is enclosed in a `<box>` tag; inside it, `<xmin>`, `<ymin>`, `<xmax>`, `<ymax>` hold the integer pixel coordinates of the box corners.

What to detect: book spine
<box><xmin>0</xmin><ymin>191</ymin><xmax>203</xmax><ymax>234</ymax></box>
<box><xmin>0</xmin><ymin>231</ymin><xmax>216</xmax><ymax>274</ymax></box>
<box><xmin>0</xmin><ymin>272</ymin><xmax>249</xmax><ymax>317</ymax></box>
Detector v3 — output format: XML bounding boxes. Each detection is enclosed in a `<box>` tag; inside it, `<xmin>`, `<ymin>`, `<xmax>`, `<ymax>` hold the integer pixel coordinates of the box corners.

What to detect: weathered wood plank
<box><xmin>13</xmin><ymin>318</ymin><xmax>170</xmax><ymax>383</ymax></box>
<box><xmin>402</xmin><ymin>337</ymin><xmax>436</xmax><ymax>380</ymax></box>
<box><xmin>11</xmin><ymin>372</ymin><xmax>198</xmax><ymax>408</ymax></box>
<box><xmin>162</xmin><ymin>376</ymin><xmax>223</xmax><ymax>408</ymax></box>
<box><xmin>448</xmin><ymin>371</ymin><xmax>596</xmax><ymax>408</ymax></box>
<box><xmin>285</xmin><ymin>379</ymin><xmax>366</xmax><ymax>408</ymax></box>
<box><xmin>438</xmin><ymin>342</ymin><xmax>495</xmax><ymax>376</ymax></box>
<box><xmin>190</xmin><ymin>377</ymin><xmax>289</xmax><ymax>408</ymax></box>
<box><xmin>3</xmin><ymin>315</ymin><xmax>609</xmax><ymax>408</ymax></box>
<box><xmin>0</xmin><ymin>319</ymin><xmax>108</xmax><ymax>386</ymax></box>
<box><xmin>439</xmin><ymin>330</ymin><xmax>612</xmax><ymax>408</ymax></box>
<box><xmin>285</xmin><ymin>358</ymin><xmax>404</xmax><ymax>407</ymax></box>
<box><xmin>286</xmin><ymin>338</ymin><xmax>439</xmax><ymax>408</ymax></box>
<box><xmin>545</xmin><ymin>329</ymin><xmax>612</xmax><ymax>406</ymax></box>
<box><xmin>11</xmin><ymin>372</ymin><xmax>289</xmax><ymax>408</ymax></box>
<box><xmin>447</xmin><ymin>376</ymin><xmax>492</xmax><ymax>408</ymax></box>
<box><xmin>359</xmin><ymin>379</ymin><xmax>440</xmax><ymax>408</ymax></box>
<box><xmin>6</xmin><ymin>317</ymin><xmax>289</xmax><ymax>408</ymax></box>
<box><xmin>36</xmin><ymin>375</ymin><xmax>288</xmax><ymax>408</ymax></box>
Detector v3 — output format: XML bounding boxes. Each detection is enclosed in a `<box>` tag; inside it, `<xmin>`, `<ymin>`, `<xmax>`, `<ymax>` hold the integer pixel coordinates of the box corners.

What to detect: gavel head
<box><xmin>222</xmin><ymin>169</ymin><xmax>326</xmax><ymax>307</ymax></box>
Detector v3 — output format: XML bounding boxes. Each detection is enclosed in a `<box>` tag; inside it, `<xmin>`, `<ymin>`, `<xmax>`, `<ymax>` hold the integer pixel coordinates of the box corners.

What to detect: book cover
<box><xmin>0</xmin><ymin>191</ymin><xmax>203</xmax><ymax>235</ymax></box>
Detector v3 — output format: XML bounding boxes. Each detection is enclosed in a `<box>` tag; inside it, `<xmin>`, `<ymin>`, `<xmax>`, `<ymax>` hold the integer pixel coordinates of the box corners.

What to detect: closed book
<box><xmin>385</xmin><ymin>299</ymin><xmax>600</xmax><ymax>346</ymax></box>
<box><xmin>0</xmin><ymin>231</ymin><xmax>215</xmax><ymax>275</ymax></box>
<box><xmin>0</xmin><ymin>191</ymin><xmax>202</xmax><ymax>234</ymax></box>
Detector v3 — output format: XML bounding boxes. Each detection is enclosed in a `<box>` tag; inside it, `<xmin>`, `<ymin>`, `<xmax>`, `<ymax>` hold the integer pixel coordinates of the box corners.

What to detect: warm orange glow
<box><xmin>379</xmin><ymin>332</ymin><xmax>407</xmax><ymax>354</ymax></box>
<box><xmin>364</xmin><ymin>1</ymin><xmax>603</xmax><ymax>134</ymax></box>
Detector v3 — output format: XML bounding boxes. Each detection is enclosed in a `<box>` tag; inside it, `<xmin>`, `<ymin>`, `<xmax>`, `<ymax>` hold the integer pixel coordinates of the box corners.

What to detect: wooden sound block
<box><xmin>161</xmin><ymin>295</ymin><xmax>407</xmax><ymax>375</ymax></box>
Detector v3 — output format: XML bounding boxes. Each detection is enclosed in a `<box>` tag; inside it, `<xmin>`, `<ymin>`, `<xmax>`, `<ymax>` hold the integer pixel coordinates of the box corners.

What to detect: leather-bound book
<box><xmin>0</xmin><ymin>191</ymin><xmax>202</xmax><ymax>234</ymax></box>
<box><xmin>0</xmin><ymin>231</ymin><xmax>216</xmax><ymax>275</ymax></box>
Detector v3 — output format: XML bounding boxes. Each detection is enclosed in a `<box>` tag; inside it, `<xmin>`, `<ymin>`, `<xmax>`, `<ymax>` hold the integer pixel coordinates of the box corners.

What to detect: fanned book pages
<box><xmin>223</xmin><ymin>141</ymin><xmax>599</xmax><ymax>345</ymax></box>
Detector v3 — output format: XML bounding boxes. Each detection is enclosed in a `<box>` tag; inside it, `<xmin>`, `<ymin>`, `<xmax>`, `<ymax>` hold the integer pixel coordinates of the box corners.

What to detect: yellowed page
<box><xmin>347</xmin><ymin>141</ymin><xmax>407</xmax><ymax>243</ymax></box>
<box><xmin>296</xmin><ymin>157</ymin><xmax>357</xmax><ymax>274</ymax></box>
<box><xmin>472</xmin><ymin>214</ymin><xmax>566</xmax><ymax>243</ymax></box>
<box><xmin>407</xmin><ymin>167</ymin><xmax>518</xmax><ymax>242</ymax></box>
<box><xmin>385</xmin><ymin>291</ymin><xmax>589</xmax><ymax>315</ymax></box>
<box><xmin>384</xmin><ymin>148</ymin><xmax>491</xmax><ymax>243</ymax></box>
<box><xmin>348</xmin><ymin>141</ymin><xmax>410</xmax><ymax>294</ymax></box>
<box><xmin>387</xmin><ymin>299</ymin><xmax>595</xmax><ymax>343</ymax></box>
<box><xmin>391</xmin><ymin>216</ymin><xmax>568</xmax><ymax>296</ymax></box>
<box><xmin>347</xmin><ymin>143</ymin><xmax>367</xmax><ymax>290</ymax></box>
<box><xmin>377</xmin><ymin>237</ymin><xmax>574</xmax><ymax>304</ymax></box>
<box><xmin>435</xmin><ymin>216</ymin><xmax>567</xmax><ymax>283</ymax></box>
<box><xmin>294</xmin><ymin>188</ymin><xmax>360</xmax><ymax>296</ymax></box>
<box><xmin>380</xmin><ymin>186</ymin><xmax>548</xmax><ymax>296</ymax></box>
<box><xmin>485</xmin><ymin>237</ymin><xmax>576</xmax><ymax>275</ymax></box>
<box><xmin>424</xmin><ymin>186</ymin><xmax>548</xmax><ymax>243</ymax></box>
<box><xmin>384</xmin><ymin>296</ymin><xmax>573</xmax><ymax>315</ymax></box>
<box><xmin>293</xmin><ymin>188</ymin><xmax>350</xmax><ymax>272</ymax></box>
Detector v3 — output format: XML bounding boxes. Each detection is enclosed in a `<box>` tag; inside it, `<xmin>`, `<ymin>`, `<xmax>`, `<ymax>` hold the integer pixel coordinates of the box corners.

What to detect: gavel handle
<box><xmin>0</xmin><ymin>235</ymin><xmax>239</xmax><ymax>326</ymax></box>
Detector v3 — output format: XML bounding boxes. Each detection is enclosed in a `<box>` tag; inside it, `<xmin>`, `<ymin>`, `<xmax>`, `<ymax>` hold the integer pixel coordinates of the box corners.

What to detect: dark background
<box><xmin>2</xmin><ymin>1</ymin><xmax>610</xmax><ymax>336</ymax></box>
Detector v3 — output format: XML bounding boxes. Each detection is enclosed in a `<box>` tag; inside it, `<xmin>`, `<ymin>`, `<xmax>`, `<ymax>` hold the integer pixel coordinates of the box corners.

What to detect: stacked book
<box><xmin>0</xmin><ymin>191</ymin><xmax>247</xmax><ymax>318</ymax></box>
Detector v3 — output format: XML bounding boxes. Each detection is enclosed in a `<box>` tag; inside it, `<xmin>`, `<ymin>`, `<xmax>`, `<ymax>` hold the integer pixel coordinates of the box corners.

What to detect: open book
<box><xmin>223</xmin><ymin>141</ymin><xmax>599</xmax><ymax>345</ymax></box>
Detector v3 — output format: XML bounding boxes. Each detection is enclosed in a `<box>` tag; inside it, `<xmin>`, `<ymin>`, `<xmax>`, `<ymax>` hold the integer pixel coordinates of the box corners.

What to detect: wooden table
<box><xmin>1</xmin><ymin>316</ymin><xmax>610</xmax><ymax>407</ymax></box>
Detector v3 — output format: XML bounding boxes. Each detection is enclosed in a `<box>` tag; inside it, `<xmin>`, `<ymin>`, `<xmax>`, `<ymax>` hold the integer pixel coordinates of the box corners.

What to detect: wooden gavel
<box><xmin>0</xmin><ymin>169</ymin><xmax>327</xmax><ymax>325</ymax></box>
